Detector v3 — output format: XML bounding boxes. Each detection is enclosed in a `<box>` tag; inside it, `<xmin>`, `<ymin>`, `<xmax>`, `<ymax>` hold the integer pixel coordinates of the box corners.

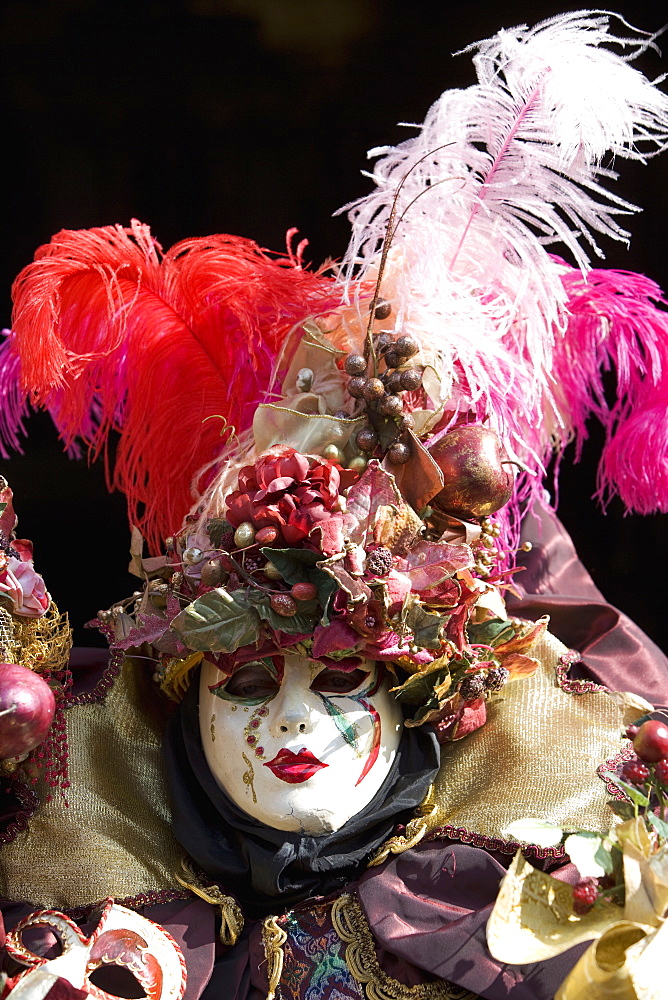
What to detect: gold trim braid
<box><xmin>368</xmin><ymin>785</ymin><xmax>436</xmax><ymax>867</ymax></box>
<box><xmin>331</xmin><ymin>893</ymin><xmax>478</xmax><ymax>1000</ymax></box>
<box><xmin>262</xmin><ymin>914</ymin><xmax>287</xmax><ymax>1000</ymax></box>
<box><xmin>175</xmin><ymin>858</ymin><xmax>244</xmax><ymax>946</ymax></box>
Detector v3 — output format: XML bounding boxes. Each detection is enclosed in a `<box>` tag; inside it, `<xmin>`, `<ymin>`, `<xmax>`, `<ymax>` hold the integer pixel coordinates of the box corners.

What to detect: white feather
<box><xmin>336</xmin><ymin>10</ymin><xmax>668</xmax><ymax>469</ymax></box>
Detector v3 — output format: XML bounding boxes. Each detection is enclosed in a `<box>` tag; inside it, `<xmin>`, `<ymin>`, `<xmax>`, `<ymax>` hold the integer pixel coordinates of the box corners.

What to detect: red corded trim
<box><xmin>555</xmin><ymin>649</ymin><xmax>608</xmax><ymax>693</ymax></box>
<box><xmin>425</xmin><ymin>824</ymin><xmax>566</xmax><ymax>859</ymax></box>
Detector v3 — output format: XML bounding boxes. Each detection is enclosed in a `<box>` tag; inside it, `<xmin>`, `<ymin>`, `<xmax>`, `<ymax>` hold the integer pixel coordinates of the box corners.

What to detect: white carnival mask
<box><xmin>199</xmin><ymin>654</ymin><xmax>403</xmax><ymax>834</ymax></box>
<box><xmin>5</xmin><ymin>901</ymin><xmax>187</xmax><ymax>1000</ymax></box>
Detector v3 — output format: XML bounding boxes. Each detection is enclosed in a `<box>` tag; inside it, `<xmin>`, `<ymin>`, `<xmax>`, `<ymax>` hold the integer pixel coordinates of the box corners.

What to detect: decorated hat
<box><xmin>1</xmin><ymin>11</ymin><xmax>668</xmax><ymax>741</ymax></box>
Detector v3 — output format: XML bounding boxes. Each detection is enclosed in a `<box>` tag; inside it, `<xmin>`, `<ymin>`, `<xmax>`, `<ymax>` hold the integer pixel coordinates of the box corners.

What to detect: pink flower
<box><xmin>0</xmin><ymin>554</ymin><xmax>49</xmax><ymax>617</ymax></box>
<box><xmin>226</xmin><ymin>447</ymin><xmax>343</xmax><ymax>554</ymax></box>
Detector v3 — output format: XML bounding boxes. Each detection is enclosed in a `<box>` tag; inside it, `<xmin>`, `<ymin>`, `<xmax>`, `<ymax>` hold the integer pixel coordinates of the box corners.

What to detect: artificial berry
<box><xmin>387</xmin><ymin>441</ymin><xmax>411</xmax><ymax>464</ymax></box>
<box><xmin>654</xmin><ymin>759</ymin><xmax>668</xmax><ymax>786</ymax></box>
<box><xmin>345</xmin><ymin>354</ymin><xmax>367</xmax><ymax>376</ymax></box>
<box><xmin>362</xmin><ymin>378</ymin><xmax>385</xmax><ymax>401</ymax></box>
<box><xmin>356</xmin><ymin>427</ymin><xmax>379</xmax><ymax>452</ymax></box>
<box><xmin>633</xmin><ymin>720</ymin><xmax>668</xmax><ymax>763</ymax></box>
<box><xmin>378</xmin><ymin>394</ymin><xmax>403</xmax><ymax>417</ymax></box>
<box><xmin>485</xmin><ymin>666</ymin><xmax>509</xmax><ymax>692</ymax></box>
<box><xmin>384</xmin><ymin>349</ymin><xmax>400</xmax><ymax>370</ymax></box>
<box><xmin>395</xmin><ymin>335</ymin><xmax>419</xmax><ymax>359</ymax></box>
<box><xmin>572</xmin><ymin>878</ymin><xmax>598</xmax><ymax>915</ymax></box>
<box><xmin>399</xmin><ymin>412</ymin><xmax>415</xmax><ymax>432</ymax></box>
<box><xmin>200</xmin><ymin>559</ymin><xmax>228</xmax><ymax>588</ymax></box>
<box><xmin>255</xmin><ymin>526</ymin><xmax>279</xmax><ymax>545</ymax></box>
<box><xmin>348</xmin><ymin>376</ymin><xmax>367</xmax><ymax>399</ymax></box>
<box><xmin>459</xmin><ymin>674</ymin><xmax>486</xmax><ymax>701</ymax></box>
<box><xmin>386</xmin><ymin>371</ymin><xmax>403</xmax><ymax>393</ymax></box>
<box><xmin>620</xmin><ymin>759</ymin><xmax>650</xmax><ymax>785</ymax></box>
<box><xmin>625</xmin><ymin>724</ymin><xmax>640</xmax><ymax>740</ymax></box>
<box><xmin>334</xmin><ymin>410</ymin><xmax>351</xmax><ymax>420</ymax></box>
<box><xmin>365</xmin><ymin>546</ymin><xmax>393</xmax><ymax>577</ymax></box>
<box><xmin>373</xmin><ymin>299</ymin><xmax>392</xmax><ymax>320</ymax></box>
<box><xmin>376</xmin><ymin>332</ymin><xmax>394</xmax><ymax>352</ymax></box>
<box><xmin>291</xmin><ymin>582</ymin><xmax>318</xmax><ymax>602</ymax></box>
<box><xmin>270</xmin><ymin>594</ymin><xmax>298</xmax><ymax>617</ymax></box>
<box><xmin>399</xmin><ymin>368</ymin><xmax>422</xmax><ymax>391</ymax></box>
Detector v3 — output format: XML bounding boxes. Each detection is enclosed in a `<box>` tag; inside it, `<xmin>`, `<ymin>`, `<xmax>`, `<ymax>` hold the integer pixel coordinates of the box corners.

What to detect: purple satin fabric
<box><xmin>357</xmin><ymin>841</ymin><xmax>585</xmax><ymax>1000</ymax></box>
<box><xmin>507</xmin><ymin>502</ymin><xmax>668</xmax><ymax>709</ymax></box>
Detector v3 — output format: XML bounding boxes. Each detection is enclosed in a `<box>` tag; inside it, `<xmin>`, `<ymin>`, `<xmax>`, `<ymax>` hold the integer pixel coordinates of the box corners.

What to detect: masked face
<box><xmin>199</xmin><ymin>654</ymin><xmax>403</xmax><ymax>834</ymax></box>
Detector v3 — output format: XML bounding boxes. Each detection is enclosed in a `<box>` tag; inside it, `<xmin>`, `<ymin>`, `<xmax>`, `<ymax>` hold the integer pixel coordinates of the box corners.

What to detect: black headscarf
<box><xmin>165</xmin><ymin>673</ymin><xmax>440</xmax><ymax>917</ymax></box>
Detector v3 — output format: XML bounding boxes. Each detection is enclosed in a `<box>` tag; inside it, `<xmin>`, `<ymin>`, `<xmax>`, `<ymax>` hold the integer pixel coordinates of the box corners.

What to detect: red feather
<box><xmin>8</xmin><ymin>221</ymin><xmax>341</xmax><ymax>551</ymax></box>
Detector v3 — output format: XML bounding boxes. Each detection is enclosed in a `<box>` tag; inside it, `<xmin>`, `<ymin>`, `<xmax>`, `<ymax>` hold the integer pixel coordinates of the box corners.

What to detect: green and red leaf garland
<box><xmin>110</xmin><ymin>448</ymin><xmax>542</xmax><ymax>740</ymax></box>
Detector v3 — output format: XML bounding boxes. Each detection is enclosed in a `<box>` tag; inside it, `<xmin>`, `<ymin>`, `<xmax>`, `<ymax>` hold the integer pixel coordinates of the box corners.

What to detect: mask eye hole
<box><xmin>311</xmin><ymin>667</ymin><xmax>369</xmax><ymax>695</ymax></box>
<box><xmin>222</xmin><ymin>662</ymin><xmax>280</xmax><ymax>702</ymax></box>
<box><xmin>88</xmin><ymin>966</ymin><xmax>147</xmax><ymax>999</ymax></box>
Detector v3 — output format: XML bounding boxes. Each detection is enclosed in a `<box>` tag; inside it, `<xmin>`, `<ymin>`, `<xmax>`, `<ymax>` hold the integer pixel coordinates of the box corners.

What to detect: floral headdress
<box><xmin>2</xmin><ymin>12</ymin><xmax>668</xmax><ymax>741</ymax></box>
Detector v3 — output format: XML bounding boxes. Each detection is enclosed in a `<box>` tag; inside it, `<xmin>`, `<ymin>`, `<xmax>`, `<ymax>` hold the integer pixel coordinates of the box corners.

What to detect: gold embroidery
<box><xmin>262</xmin><ymin>914</ymin><xmax>287</xmax><ymax>1000</ymax></box>
<box><xmin>367</xmin><ymin>786</ymin><xmax>436</xmax><ymax>867</ymax></box>
<box><xmin>175</xmin><ymin>858</ymin><xmax>244</xmax><ymax>947</ymax></box>
<box><xmin>331</xmin><ymin>893</ymin><xmax>477</xmax><ymax>1000</ymax></box>
<box><xmin>242</xmin><ymin>752</ymin><xmax>258</xmax><ymax>803</ymax></box>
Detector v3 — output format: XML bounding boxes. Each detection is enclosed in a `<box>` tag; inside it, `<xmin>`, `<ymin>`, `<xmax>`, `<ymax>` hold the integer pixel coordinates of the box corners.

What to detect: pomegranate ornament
<box><xmin>0</xmin><ymin>662</ymin><xmax>56</xmax><ymax>759</ymax></box>
<box><xmin>428</xmin><ymin>426</ymin><xmax>515</xmax><ymax>519</ymax></box>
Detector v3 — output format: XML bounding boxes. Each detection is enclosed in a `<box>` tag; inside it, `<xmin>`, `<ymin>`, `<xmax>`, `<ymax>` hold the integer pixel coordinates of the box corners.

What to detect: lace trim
<box><xmin>175</xmin><ymin>857</ymin><xmax>244</xmax><ymax>946</ymax></box>
<box><xmin>262</xmin><ymin>914</ymin><xmax>287</xmax><ymax>1000</ymax></box>
<box><xmin>368</xmin><ymin>785</ymin><xmax>436</xmax><ymax>867</ymax></box>
<box><xmin>555</xmin><ymin>650</ymin><xmax>608</xmax><ymax>693</ymax></box>
<box><xmin>331</xmin><ymin>893</ymin><xmax>478</xmax><ymax>1000</ymax></box>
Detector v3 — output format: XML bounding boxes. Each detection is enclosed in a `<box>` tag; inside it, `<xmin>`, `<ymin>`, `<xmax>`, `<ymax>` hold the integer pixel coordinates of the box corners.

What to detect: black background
<box><xmin>0</xmin><ymin>0</ymin><xmax>667</xmax><ymax>648</ymax></box>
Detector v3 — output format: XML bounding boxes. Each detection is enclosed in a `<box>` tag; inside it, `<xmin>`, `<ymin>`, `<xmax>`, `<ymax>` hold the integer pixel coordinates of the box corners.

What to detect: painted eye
<box><xmin>224</xmin><ymin>663</ymin><xmax>279</xmax><ymax>701</ymax></box>
<box><xmin>311</xmin><ymin>668</ymin><xmax>368</xmax><ymax>694</ymax></box>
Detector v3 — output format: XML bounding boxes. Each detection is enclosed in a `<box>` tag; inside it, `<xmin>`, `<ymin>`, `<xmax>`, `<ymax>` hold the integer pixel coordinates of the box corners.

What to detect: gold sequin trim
<box><xmin>331</xmin><ymin>894</ymin><xmax>477</xmax><ymax>1000</ymax></box>
<box><xmin>367</xmin><ymin>785</ymin><xmax>436</xmax><ymax>867</ymax></box>
<box><xmin>261</xmin><ymin>914</ymin><xmax>287</xmax><ymax>1000</ymax></box>
<box><xmin>175</xmin><ymin>858</ymin><xmax>244</xmax><ymax>947</ymax></box>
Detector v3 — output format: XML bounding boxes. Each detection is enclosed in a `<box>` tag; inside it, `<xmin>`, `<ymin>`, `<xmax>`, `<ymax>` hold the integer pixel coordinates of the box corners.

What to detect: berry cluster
<box><xmin>458</xmin><ymin>665</ymin><xmax>510</xmax><ymax>702</ymax></box>
<box><xmin>620</xmin><ymin>719</ymin><xmax>668</xmax><ymax>794</ymax></box>
<box><xmin>344</xmin><ymin>300</ymin><xmax>424</xmax><ymax>468</ymax></box>
<box><xmin>572</xmin><ymin>877</ymin><xmax>599</xmax><ymax>915</ymax></box>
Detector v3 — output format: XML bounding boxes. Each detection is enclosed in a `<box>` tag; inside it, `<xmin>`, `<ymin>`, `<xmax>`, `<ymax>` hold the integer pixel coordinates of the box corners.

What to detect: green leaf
<box><xmin>467</xmin><ymin>618</ymin><xmax>516</xmax><ymax>646</ymax></box>
<box><xmin>171</xmin><ymin>589</ymin><xmax>260</xmax><ymax>652</ymax></box>
<box><xmin>260</xmin><ymin>547</ymin><xmax>319</xmax><ymax>584</ymax></box>
<box><xmin>403</xmin><ymin>601</ymin><xmax>445</xmax><ymax>650</ymax></box>
<box><xmin>0</xmin><ymin>502</ymin><xmax>6</xmax><ymax>516</ymax></box>
<box><xmin>594</xmin><ymin>842</ymin><xmax>615</xmax><ymax>876</ymax></box>
<box><xmin>255</xmin><ymin>600</ymin><xmax>318</xmax><ymax>634</ymax></box>
<box><xmin>501</xmin><ymin>818</ymin><xmax>563</xmax><ymax>848</ymax></box>
<box><xmin>607</xmin><ymin>799</ymin><xmax>635</xmax><ymax>821</ymax></box>
<box><xmin>393</xmin><ymin>666</ymin><xmax>451</xmax><ymax>706</ymax></box>
<box><xmin>564</xmin><ymin>832</ymin><xmax>606</xmax><ymax>878</ymax></box>
<box><xmin>606</xmin><ymin>773</ymin><xmax>651</xmax><ymax>808</ymax></box>
<box><xmin>647</xmin><ymin>811</ymin><xmax>668</xmax><ymax>840</ymax></box>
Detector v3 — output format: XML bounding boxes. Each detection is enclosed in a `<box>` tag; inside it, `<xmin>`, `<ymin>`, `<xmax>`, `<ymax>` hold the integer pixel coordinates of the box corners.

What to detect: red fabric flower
<box><xmin>226</xmin><ymin>447</ymin><xmax>343</xmax><ymax>553</ymax></box>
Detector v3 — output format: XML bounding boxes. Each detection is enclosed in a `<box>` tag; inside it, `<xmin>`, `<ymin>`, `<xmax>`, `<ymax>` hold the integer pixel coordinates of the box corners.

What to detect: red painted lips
<box><xmin>263</xmin><ymin>748</ymin><xmax>328</xmax><ymax>784</ymax></box>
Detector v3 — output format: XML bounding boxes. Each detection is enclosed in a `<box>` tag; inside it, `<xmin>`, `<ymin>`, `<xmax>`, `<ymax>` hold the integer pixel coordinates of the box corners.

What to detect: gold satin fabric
<box><xmin>428</xmin><ymin>630</ymin><xmax>627</xmax><ymax>839</ymax></box>
<box><xmin>0</xmin><ymin>659</ymin><xmax>182</xmax><ymax>908</ymax></box>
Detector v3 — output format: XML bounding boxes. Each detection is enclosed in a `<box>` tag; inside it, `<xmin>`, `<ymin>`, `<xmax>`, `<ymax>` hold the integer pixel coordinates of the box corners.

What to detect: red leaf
<box><xmin>399</xmin><ymin>539</ymin><xmax>473</xmax><ymax>592</ymax></box>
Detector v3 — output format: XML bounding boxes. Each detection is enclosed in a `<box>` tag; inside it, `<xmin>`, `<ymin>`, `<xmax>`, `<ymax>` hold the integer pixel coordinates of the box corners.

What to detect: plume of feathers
<box><xmin>338</xmin><ymin>10</ymin><xmax>668</xmax><ymax>514</ymax></box>
<box><xmin>0</xmin><ymin>221</ymin><xmax>340</xmax><ymax>551</ymax></box>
